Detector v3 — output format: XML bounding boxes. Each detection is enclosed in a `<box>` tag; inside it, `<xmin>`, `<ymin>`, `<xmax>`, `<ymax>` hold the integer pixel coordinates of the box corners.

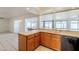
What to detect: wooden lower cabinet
<box><xmin>40</xmin><ymin>32</ymin><xmax>61</xmax><ymax>51</ymax></box>
<box><xmin>51</xmin><ymin>34</ymin><xmax>61</xmax><ymax>51</ymax></box>
<box><xmin>40</xmin><ymin>32</ymin><xmax>44</xmax><ymax>45</ymax></box>
<box><xmin>34</xmin><ymin>36</ymin><xmax>40</xmax><ymax>48</ymax></box>
<box><xmin>19</xmin><ymin>33</ymin><xmax>40</xmax><ymax>51</ymax></box>
<box><xmin>35</xmin><ymin>33</ymin><xmax>40</xmax><ymax>48</ymax></box>
<box><xmin>18</xmin><ymin>34</ymin><xmax>27</xmax><ymax>51</ymax></box>
<box><xmin>40</xmin><ymin>32</ymin><xmax>51</xmax><ymax>49</ymax></box>
<box><xmin>19</xmin><ymin>32</ymin><xmax>61</xmax><ymax>51</ymax></box>
<box><xmin>42</xmin><ymin>33</ymin><xmax>51</xmax><ymax>48</ymax></box>
<box><xmin>27</xmin><ymin>37</ymin><xmax>35</xmax><ymax>51</ymax></box>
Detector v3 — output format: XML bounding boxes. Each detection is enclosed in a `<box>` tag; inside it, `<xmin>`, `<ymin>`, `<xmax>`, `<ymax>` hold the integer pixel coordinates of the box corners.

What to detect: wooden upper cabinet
<box><xmin>18</xmin><ymin>34</ymin><xmax>27</xmax><ymax>51</ymax></box>
<box><xmin>51</xmin><ymin>34</ymin><xmax>61</xmax><ymax>51</ymax></box>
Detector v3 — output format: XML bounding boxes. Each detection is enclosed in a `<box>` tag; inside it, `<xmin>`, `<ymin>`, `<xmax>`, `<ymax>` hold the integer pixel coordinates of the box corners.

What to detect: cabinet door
<box><xmin>51</xmin><ymin>34</ymin><xmax>61</xmax><ymax>51</ymax></box>
<box><xmin>40</xmin><ymin>32</ymin><xmax>44</xmax><ymax>45</ymax></box>
<box><xmin>18</xmin><ymin>34</ymin><xmax>27</xmax><ymax>51</ymax></box>
<box><xmin>27</xmin><ymin>38</ymin><xmax>35</xmax><ymax>51</ymax></box>
<box><xmin>34</xmin><ymin>33</ymin><xmax>40</xmax><ymax>48</ymax></box>
<box><xmin>35</xmin><ymin>36</ymin><xmax>40</xmax><ymax>48</ymax></box>
<box><xmin>43</xmin><ymin>33</ymin><xmax>51</xmax><ymax>48</ymax></box>
<box><xmin>40</xmin><ymin>32</ymin><xmax>51</xmax><ymax>48</ymax></box>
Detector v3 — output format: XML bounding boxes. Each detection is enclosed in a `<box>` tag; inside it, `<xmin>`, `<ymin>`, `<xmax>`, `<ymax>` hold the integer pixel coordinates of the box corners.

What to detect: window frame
<box><xmin>54</xmin><ymin>20</ymin><xmax>67</xmax><ymax>29</ymax></box>
<box><xmin>44</xmin><ymin>20</ymin><xmax>53</xmax><ymax>29</ymax></box>
<box><xmin>25</xmin><ymin>17</ymin><xmax>38</xmax><ymax>31</ymax></box>
<box><xmin>69</xmin><ymin>20</ymin><xmax>79</xmax><ymax>31</ymax></box>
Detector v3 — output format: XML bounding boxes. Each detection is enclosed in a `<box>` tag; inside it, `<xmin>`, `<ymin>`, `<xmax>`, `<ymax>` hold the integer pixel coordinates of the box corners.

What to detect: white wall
<box><xmin>9</xmin><ymin>19</ymin><xmax>14</xmax><ymax>32</ymax></box>
<box><xmin>19</xmin><ymin>19</ymin><xmax>25</xmax><ymax>32</ymax></box>
<box><xmin>0</xmin><ymin>19</ymin><xmax>9</xmax><ymax>33</ymax></box>
<box><xmin>9</xmin><ymin>17</ymin><xmax>25</xmax><ymax>33</ymax></box>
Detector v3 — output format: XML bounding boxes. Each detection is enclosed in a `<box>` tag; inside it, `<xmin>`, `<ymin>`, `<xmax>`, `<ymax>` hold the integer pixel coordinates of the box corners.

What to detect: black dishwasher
<box><xmin>61</xmin><ymin>35</ymin><xmax>79</xmax><ymax>51</ymax></box>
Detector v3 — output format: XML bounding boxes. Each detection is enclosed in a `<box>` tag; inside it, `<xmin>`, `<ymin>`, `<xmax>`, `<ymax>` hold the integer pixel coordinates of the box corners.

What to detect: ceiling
<box><xmin>0</xmin><ymin>7</ymin><xmax>79</xmax><ymax>19</ymax></box>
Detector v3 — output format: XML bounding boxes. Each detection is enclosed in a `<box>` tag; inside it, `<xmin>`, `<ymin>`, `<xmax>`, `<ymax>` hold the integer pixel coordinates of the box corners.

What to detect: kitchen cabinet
<box><xmin>40</xmin><ymin>32</ymin><xmax>47</xmax><ymax>46</ymax></box>
<box><xmin>18</xmin><ymin>34</ymin><xmax>27</xmax><ymax>51</ymax></box>
<box><xmin>40</xmin><ymin>32</ymin><xmax>61</xmax><ymax>50</ymax></box>
<box><xmin>43</xmin><ymin>32</ymin><xmax>51</xmax><ymax>48</ymax></box>
<box><xmin>40</xmin><ymin>32</ymin><xmax>44</xmax><ymax>45</ymax></box>
<box><xmin>27</xmin><ymin>35</ymin><xmax>35</xmax><ymax>51</ymax></box>
<box><xmin>19</xmin><ymin>33</ymin><xmax>40</xmax><ymax>51</ymax></box>
<box><xmin>40</xmin><ymin>32</ymin><xmax>51</xmax><ymax>47</ymax></box>
<box><xmin>19</xmin><ymin>32</ymin><xmax>61</xmax><ymax>51</ymax></box>
<box><xmin>19</xmin><ymin>31</ymin><xmax>79</xmax><ymax>51</ymax></box>
<box><xmin>51</xmin><ymin>34</ymin><xmax>61</xmax><ymax>51</ymax></box>
<box><xmin>34</xmin><ymin>33</ymin><xmax>40</xmax><ymax>48</ymax></box>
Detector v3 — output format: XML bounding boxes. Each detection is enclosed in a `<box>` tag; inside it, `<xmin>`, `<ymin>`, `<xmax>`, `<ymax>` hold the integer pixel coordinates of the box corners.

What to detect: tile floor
<box><xmin>35</xmin><ymin>46</ymin><xmax>53</xmax><ymax>51</ymax></box>
<box><xmin>0</xmin><ymin>33</ymin><xmax>18</xmax><ymax>51</ymax></box>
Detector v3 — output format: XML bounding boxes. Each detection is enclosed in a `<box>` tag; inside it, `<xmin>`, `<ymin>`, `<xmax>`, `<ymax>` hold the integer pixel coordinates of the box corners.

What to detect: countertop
<box><xmin>19</xmin><ymin>30</ymin><xmax>79</xmax><ymax>38</ymax></box>
<box><xmin>19</xmin><ymin>30</ymin><xmax>40</xmax><ymax>36</ymax></box>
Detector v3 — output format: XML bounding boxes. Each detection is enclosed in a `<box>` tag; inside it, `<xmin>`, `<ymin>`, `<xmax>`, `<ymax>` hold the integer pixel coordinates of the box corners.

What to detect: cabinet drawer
<box><xmin>34</xmin><ymin>33</ymin><xmax>39</xmax><ymax>37</ymax></box>
<box><xmin>19</xmin><ymin>34</ymin><xmax>26</xmax><ymax>40</ymax></box>
<box><xmin>52</xmin><ymin>34</ymin><xmax>61</xmax><ymax>39</ymax></box>
<box><xmin>40</xmin><ymin>32</ymin><xmax>52</xmax><ymax>40</ymax></box>
<box><xmin>28</xmin><ymin>35</ymin><xmax>34</xmax><ymax>39</ymax></box>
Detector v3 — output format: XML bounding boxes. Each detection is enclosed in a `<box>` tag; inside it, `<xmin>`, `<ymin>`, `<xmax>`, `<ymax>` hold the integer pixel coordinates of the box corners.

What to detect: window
<box><xmin>39</xmin><ymin>10</ymin><xmax>79</xmax><ymax>31</ymax></box>
<box><xmin>68</xmin><ymin>10</ymin><xmax>79</xmax><ymax>19</ymax></box>
<box><xmin>40</xmin><ymin>14</ymin><xmax>54</xmax><ymax>29</ymax></box>
<box><xmin>70</xmin><ymin>21</ymin><xmax>79</xmax><ymax>31</ymax></box>
<box><xmin>25</xmin><ymin>17</ymin><xmax>38</xmax><ymax>31</ymax></box>
<box><xmin>55</xmin><ymin>21</ymin><xmax>67</xmax><ymax>29</ymax></box>
<box><xmin>55</xmin><ymin>12</ymin><xmax>68</xmax><ymax>20</ymax></box>
<box><xmin>31</xmin><ymin>21</ymin><xmax>37</xmax><ymax>29</ymax></box>
<box><xmin>44</xmin><ymin>21</ymin><xmax>53</xmax><ymax>29</ymax></box>
<box><xmin>39</xmin><ymin>21</ymin><xmax>43</xmax><ymax>29</ymax></box>
<box><xmin>40</xmin><ymin>14</ymin><xmax>53</xmax><ymax>21</ymax></box>
<box><xmin>25</xmin><ymin>20</ymin><xmax>31</xmax><ymax>28</ymax></box>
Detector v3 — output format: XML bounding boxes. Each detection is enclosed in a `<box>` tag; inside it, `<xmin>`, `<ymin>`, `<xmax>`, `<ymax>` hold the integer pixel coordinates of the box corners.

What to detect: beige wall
<box><xmin>0</xmin><ymin>19</ymin><xmax>9</xmax><ymax>33</ymax></box>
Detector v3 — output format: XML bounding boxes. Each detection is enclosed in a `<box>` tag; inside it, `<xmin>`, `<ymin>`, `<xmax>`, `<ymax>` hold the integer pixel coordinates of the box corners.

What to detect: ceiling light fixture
<box><xmin>26</xmin><ymin>8</ymin><xmax>30</xmax><ymax>10</ymax></box>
